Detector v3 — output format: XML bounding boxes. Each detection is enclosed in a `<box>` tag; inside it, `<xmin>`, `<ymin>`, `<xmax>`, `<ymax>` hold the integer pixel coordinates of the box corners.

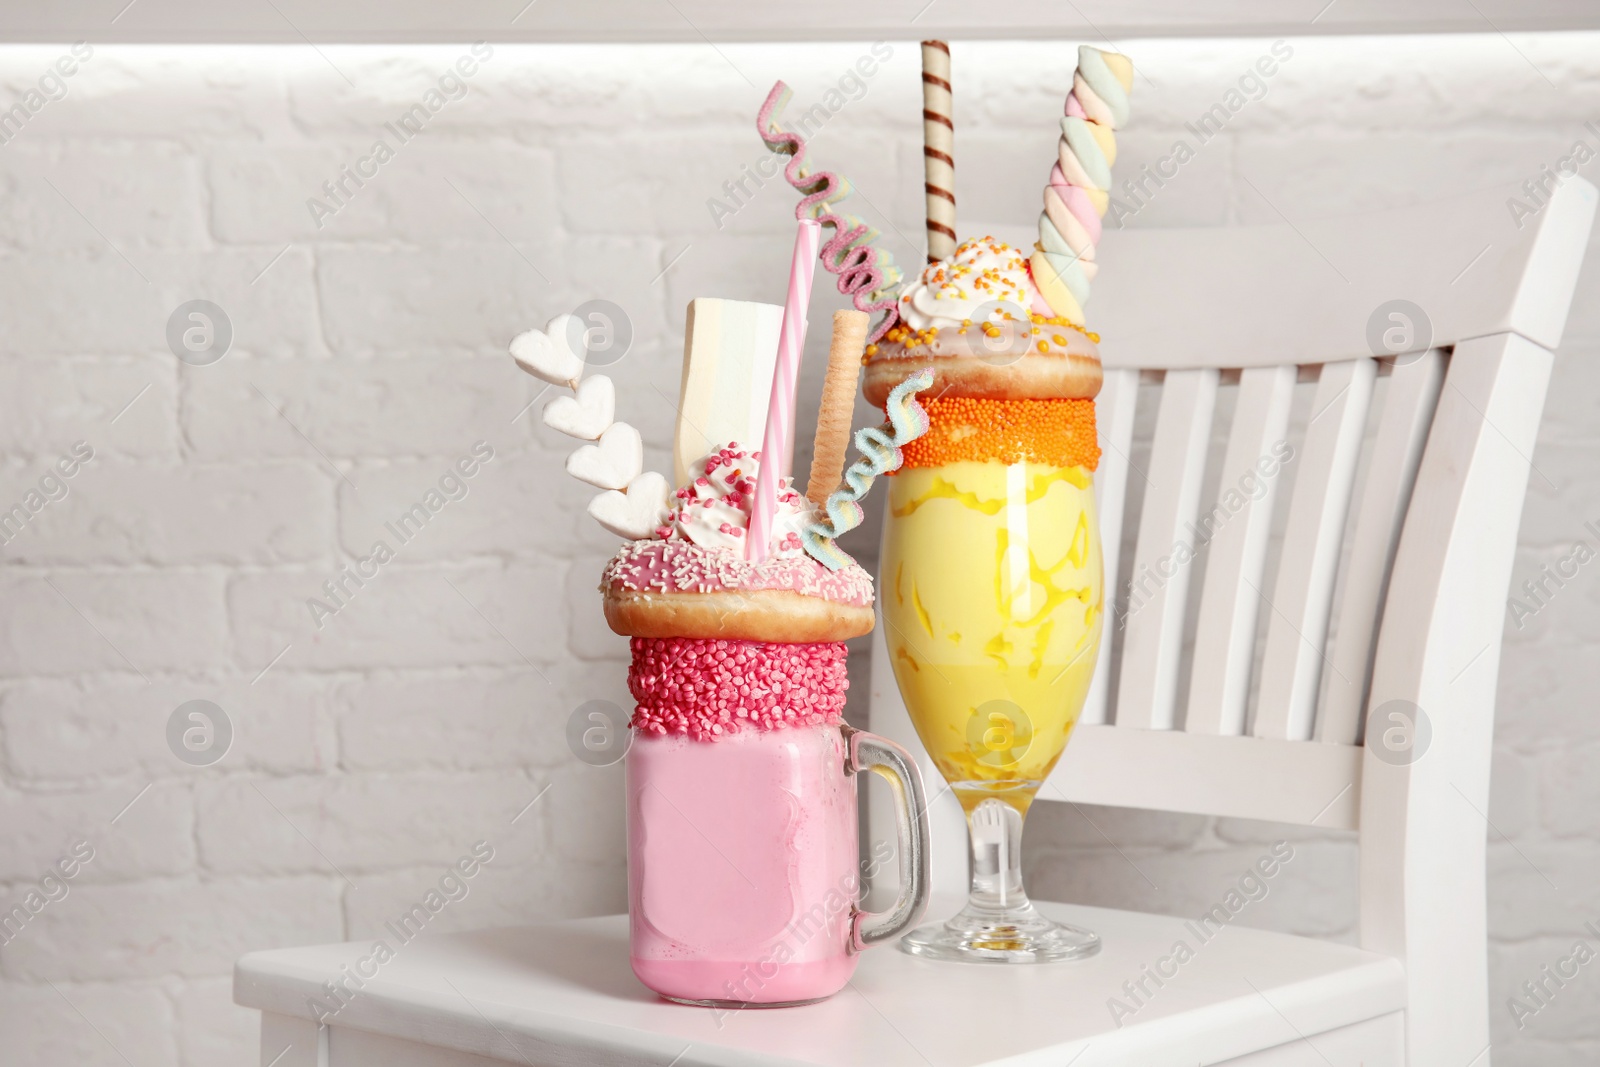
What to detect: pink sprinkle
<box><xmin>601</xmin><ymin>538</ymin><xmax>873</xmax><ymax>605</ymax></box>
<box><xmin>627</xmin><ymin>636</ymin><xmax>849</xmax><ymax>740</ymax></box>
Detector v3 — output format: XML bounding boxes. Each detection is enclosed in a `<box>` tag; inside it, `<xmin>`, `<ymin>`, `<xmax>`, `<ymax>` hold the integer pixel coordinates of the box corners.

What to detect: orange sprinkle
<box><xmin>897</xmin><ymin>398</ymin><xmax>1100</xmax><ymax>471</ymax></box>
<box><xmin>880</xmin><ymin>315</ymin><xmax>1099</xmax><ymax>355</ymax></box>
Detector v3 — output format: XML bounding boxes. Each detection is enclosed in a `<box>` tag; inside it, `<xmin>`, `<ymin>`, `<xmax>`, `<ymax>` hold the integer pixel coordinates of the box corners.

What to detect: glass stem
<box><xmin>966</xmin><ymin>796</ymin><xmax>1030</xmax><ymax>914</ymax></box>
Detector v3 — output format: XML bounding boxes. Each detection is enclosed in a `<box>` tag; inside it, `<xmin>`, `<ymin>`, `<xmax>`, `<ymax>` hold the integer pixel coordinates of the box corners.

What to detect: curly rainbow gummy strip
<box><xmin>1032</xmin><ymin>46</ymin><xmax>1134</xmax><ymax>326</ymax></box>
<box><xmin>758</xmin><ymin>82</ymin><xmax>903</xmax><ymax>344</ymax></box>
<box><xmin>803</xmin><ymin>369</ymin><xmax>935</xmax><ymax>571</ymax></box>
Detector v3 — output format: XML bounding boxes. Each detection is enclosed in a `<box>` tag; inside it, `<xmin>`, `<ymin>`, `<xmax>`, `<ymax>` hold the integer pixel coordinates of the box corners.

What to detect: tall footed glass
<box><xmin>882</xmin><ymin>455</ymin><xmax>1103</xmax><ymax>962</ymax></box>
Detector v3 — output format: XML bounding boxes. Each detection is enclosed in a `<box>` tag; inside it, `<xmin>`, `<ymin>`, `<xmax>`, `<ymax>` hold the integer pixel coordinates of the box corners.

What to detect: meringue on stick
<box><xmin>507</xmin><ymin>310</ymin><xmax>671</xmax><ymax>541</ymax></box>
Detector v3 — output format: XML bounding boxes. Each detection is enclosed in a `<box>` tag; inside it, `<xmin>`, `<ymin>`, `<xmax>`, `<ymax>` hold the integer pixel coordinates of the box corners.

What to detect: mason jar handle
<box><xmin>842</xmin><ymin>726</ymin><xmax>932</xmax><ymax>953</ymax></box>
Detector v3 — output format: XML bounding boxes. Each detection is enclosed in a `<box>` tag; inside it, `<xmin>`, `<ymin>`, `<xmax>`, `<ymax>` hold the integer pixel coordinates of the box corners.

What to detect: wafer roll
<box><xmin>921</xmin><ymin>40</ymin><xmax>955</xmax><ymax>263</ymax></box>
<box><xmin>806</xmin><ymin>310</ymin><xmax>869</xmax><ymax>506</ymax></box>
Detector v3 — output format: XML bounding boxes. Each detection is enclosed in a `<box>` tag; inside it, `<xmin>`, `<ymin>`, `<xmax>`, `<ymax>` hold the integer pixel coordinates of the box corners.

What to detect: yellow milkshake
<box><xmin>856</xmin><ymin>41</ymin><xmax>1132</xmax><ymax>964</ymax></box>
<box><xmin>862</xmin><ymin>240</ymin><xmax>1112</xmax><ymax>964</ymax></box>
<box><xmin>882</xmin><ymin>459</ymin><xmax>1102</xmax><ymax>814</ymax></box>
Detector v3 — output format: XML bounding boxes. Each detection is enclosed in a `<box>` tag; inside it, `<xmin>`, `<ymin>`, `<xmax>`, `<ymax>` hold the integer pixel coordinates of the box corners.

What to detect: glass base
<box><xmin>899</xmin><ymin>899</ymin><xmax>1100</xmax><ymax>964</ymax></box>
<box><xmin>660</xmin><ymin>994</ymin><xmax>832</xmax><ymax>1009</ymax></box>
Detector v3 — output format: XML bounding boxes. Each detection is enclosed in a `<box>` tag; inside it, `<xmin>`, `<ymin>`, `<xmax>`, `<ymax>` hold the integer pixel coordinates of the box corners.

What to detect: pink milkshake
<box><xmin>601</xmin><ymin>445</ymin><xmax>931</xmax><ymax>1008</ymax></box>
<box><xmin>627</xmin><ymin>725</ymin><xmax>861</xmax><ymax>1005</ymax></box>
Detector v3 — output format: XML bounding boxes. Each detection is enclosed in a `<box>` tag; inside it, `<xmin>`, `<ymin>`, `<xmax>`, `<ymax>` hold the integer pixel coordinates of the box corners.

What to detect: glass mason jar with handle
<box><xmin>627</xmin><ymin>722</ymin><xmax>931</xmax><ymax>1006</ymax></box>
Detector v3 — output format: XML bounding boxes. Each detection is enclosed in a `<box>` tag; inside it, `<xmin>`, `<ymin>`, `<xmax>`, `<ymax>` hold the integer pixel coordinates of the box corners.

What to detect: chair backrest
<box><xmin>1050</xmin><ymin>176</ymin><xmax>1595</xmax><ymax>822</ymax></box>
<box><xmin>868</xmin><ymin>177</ymin><xmax>1596</xmax><ymax>1062</ymax></box>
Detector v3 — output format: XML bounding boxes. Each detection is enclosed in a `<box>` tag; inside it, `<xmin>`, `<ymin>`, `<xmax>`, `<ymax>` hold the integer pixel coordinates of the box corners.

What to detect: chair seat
<box><xmin>235</xmin><ymin>899</ymin><xmax>1406</xmax><ymax>1067</ymax></box>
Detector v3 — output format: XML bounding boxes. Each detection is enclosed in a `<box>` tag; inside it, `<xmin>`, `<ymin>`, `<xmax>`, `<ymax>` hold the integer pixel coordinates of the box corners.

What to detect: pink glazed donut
<box><xmin>600</xmin><ymin>538</ymin><xmax>874</xmax><ymax>644</ymax></box>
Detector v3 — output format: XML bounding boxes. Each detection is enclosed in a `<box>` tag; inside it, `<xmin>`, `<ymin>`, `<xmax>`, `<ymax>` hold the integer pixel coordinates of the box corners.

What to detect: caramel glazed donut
<box><xmin>600</xmin><ymin>444</ymin><xmax>875</xmax><ymax>645</ymax></box>
<box><xmin>863</xmin><ymin>236</ymin><xmax>1102</xmax><ymax>406</ymax></box>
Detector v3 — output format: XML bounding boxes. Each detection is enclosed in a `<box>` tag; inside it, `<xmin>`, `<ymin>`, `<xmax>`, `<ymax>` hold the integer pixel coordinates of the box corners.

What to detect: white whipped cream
<box><xmin>664</xmin><ymin>443</ymin><xmax>811</xmax><ymax>557</ymax></box>
<box><xmin>897</xmin><ymin>237</ymin><xmax>1045</xmax><ymax>331</ymax></box>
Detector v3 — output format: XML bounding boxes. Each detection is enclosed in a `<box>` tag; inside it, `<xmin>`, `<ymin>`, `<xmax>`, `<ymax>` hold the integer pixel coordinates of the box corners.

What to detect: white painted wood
<box><xmin>259</xmin><ymin>1011</ymin><xmax>322</xmax><ymax>1067</ymax></box>
<box><xmin>1254</xmin><ymin>359</ymin><xmax>1377</xmax><ymax>741</ymax></box>
<box><xmin>11</xmin><ymin>0</ymin><xmax>1600</xmax><ymax>42</ymax></box>
<box><xmin>1116</xmin><ymin>367</ymin><xmax>1218</xmax><ymax>730</ymax></box>
<box><xmin>1091</xmin><ymin>179</ymin><xmax>1599</xmax><ymax>370</ymax></box>
<box><xmin>236</xmin><ymin>904</ymin><xmax>1406</xmax><ymax>1067</ymax></box>
<box><xmin>1047</xmin><ymin>725</ymin><xmax>1361</xmax><ymax>829</ymax></box>
<box><xmin>1186</xmin><ymin>365</ymin><xmax>1297</xmax><ymax>736</ymax></box>
<box><xmin>1212</xmin><ymin>1012</ymin><xmax>1403</xmax><ymax>1066</ymax></box>
<box><xmin>1360</xmin><ymin>332</ymin><xmax>1556</xmax><ymax>1067</ymax></box>
<box><xmin>867</xmin><ymin>613</ymin><xmax>967</xmax><ymax>902</ymax></box>
<box><xmin>329</xmin><ymin>1027</ymin><xmax>509</xmax><ymax>1066</ymax></box>
<box><xmin>1510</xmin><ymin>176</ymin><xmax>1600</xmax><ymax>350</ymax></box>
<box><xmin>1082</xmin><ymin>366</ymin><xmax>1138</xmax><ymax>727</ymax></box>
<box><xmin>984</xmin><ymin>181</ymin><xmax>1597</xmax><ymax>374</ymax></box>
<box><xmin>320</xmin><ymin>992</ymin><xmax>1408</xmax><ymax>1066</ymax></box>
<box><xmin>1318</xmin><ymin>351</ymin><xmax>1446</xmax><ymax>745</ymax></box>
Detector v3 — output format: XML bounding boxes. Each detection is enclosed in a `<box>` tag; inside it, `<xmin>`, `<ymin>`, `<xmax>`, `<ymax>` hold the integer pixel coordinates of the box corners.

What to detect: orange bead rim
<box><xmin>896</xmin><ymin>397</ymin><xmax>1100</xmax><ymax>472</ymax></box>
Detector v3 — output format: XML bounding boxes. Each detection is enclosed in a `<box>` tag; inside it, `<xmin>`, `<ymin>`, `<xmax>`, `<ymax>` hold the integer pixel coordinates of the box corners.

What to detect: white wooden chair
<box><xmin>866</xmin><ymin>176</ymin><xmax>1598</xmax><ymax>1066</ymax></box>
<box><xmin>235</xmin><ymin>178</ymin><xmax>1595</xmax><ymax>1066</ymax></box>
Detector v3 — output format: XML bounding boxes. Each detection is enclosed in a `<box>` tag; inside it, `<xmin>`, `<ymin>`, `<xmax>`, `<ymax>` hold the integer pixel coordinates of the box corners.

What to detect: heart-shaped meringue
<box><xmin>566</xmin><ymin>421</ymin><xmax>642</xmax><ymax>490</ymax></box>
<box><xmin>544</xmin><ymin>311</ymin><xmax>587</xmax><ymax>376</ymax></box>
<box><xmin>588</xmin><ymin>471</ymin><xmax>671</xmax><ymax>540</ymax></box>
<box><xmin>542</xmin><ymin>375</ymin><xmax>615</xmax><ymax>440</ymax></box>
<box><xmin>509</xmin><ymin>325</ymin><xmax>582</xmax><ymax>389</ymax></box>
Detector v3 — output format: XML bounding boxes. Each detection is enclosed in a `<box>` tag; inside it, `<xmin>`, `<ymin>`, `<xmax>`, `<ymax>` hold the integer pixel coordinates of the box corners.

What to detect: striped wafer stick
<box><xmin>921</xmin><ymin>40</ymin><xmax>955</xmax><ymax>263</ymax></box>
<box><xmin>805</xmin><ymin>310</ymin><xmax>869</xmax><ymax>506</ymax></box>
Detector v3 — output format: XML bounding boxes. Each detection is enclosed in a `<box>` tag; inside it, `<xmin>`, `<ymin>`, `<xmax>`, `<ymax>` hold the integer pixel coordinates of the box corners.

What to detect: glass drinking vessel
<box><xmin>881</xmin><ymin>455</ymin><xmax>1103</xmax><ymax>962</ymax></box>
<box><xmin>627</xmin><ymin>722</ymin><xmax>931</xmax><ymax>1005</ymax></box>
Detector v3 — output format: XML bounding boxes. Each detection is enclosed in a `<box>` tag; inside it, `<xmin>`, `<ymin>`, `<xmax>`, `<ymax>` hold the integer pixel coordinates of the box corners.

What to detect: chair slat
<box><xmin>1254</xmin><ymin>358</ymin><xmax>1377</xmax><ymax>740</ymax></box>
<box><xmin>1081</xmin><ymin>368</ymin><xmax>1138</xmax><ymax>727</ymax></box>
<box><xmin>1185</xmin><ymin>365</ymin><xmax>1297</xmax><ymax>736</ymax></box>
<box><xmin>1115</xmin><ymin>368</ymin><xmax>1218</xmax><ymax>730</ymax></box>
<box><xmin>1317</xmin><ymin>351</ymin><xmax>1446</xmax><ymax>744</ymax></box>
<box><xmin>1049</xmin><ymin>724</ymin><xmax>1363</xmax><ymax>829</ymax></box>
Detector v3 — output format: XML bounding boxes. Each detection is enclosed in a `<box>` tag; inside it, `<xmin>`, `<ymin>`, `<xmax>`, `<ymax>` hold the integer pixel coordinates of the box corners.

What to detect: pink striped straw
<box><xmin>746</xmin><ymin>218</ymin><xmax>821</xmax><ymax>562</ymax></box>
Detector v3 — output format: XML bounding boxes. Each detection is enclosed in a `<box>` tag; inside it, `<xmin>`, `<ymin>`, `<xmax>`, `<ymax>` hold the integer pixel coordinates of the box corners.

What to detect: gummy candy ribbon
<box><xmin>803</xmin><ymin>369</ymin><xmax>935</xmax><ymax>570</ymax></box>
<box><xmin>758</xmin><ymin>82</ymin><xmax>903</xmax><ymax>344</ymax></box>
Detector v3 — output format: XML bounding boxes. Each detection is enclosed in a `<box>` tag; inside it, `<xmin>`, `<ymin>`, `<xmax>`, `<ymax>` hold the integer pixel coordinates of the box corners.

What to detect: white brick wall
<box><xmin>0</xmin><ymin>34</ymin><xmax>1595</xmax><ymax>1066</ymax></box>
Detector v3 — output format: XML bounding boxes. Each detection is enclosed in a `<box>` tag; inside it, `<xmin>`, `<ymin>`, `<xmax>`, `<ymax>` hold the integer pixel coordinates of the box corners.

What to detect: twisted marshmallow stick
<box><xmin>759</xmin><ymin>82</ymin><xmax>903</xmax><ymax>344</ymax></box>
<box><xmin>1031</xmin><ymin>46</ymin><xmax>1134</xmax><ymax>326</ymax></box>
<box><xmin>802</xmin><ymin>368</ymin><xmax>934</xmax><ymax>572</ymax></box>
<box><xmin>921</xmin><ymin>41</ymin><xmax>956</xmax><ymax>263</ymax></box>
